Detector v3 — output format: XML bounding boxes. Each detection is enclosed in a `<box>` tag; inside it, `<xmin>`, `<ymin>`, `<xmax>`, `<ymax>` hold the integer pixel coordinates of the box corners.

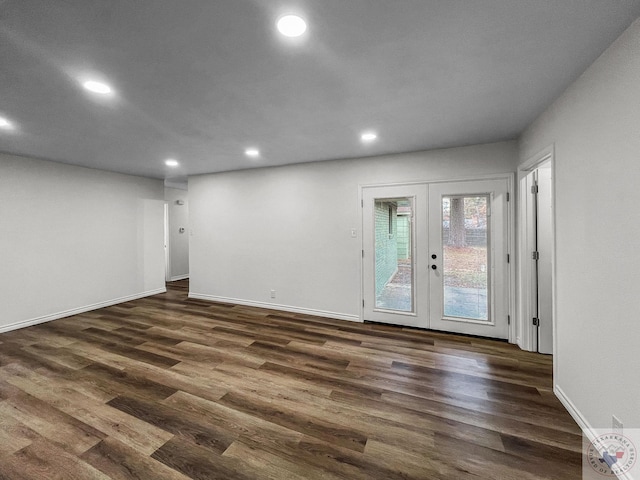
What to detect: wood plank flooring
<box><xmin>0</xmin><ymin>280</ymin><xmax>582</xmax><ymax>479</ymax></box>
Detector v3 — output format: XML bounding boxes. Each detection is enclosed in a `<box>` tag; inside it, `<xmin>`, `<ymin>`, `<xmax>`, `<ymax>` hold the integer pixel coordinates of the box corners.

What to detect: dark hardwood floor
<box><xmin>0</xmin><ymin>280</ymin><xmax>582</xmax><ymax>479</ymax></box>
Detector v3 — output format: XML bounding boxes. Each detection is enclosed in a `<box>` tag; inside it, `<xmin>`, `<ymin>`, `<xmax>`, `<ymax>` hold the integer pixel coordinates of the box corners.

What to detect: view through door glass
<box><xmin>442</xmin><ymin>195</ymin><xmax>490</xmax><ymax>321</ymax></box>
<box><xmin>363</xmin><ymin>180</ymin><xmax>507</xmax><ymax>337</ymax></box>
<box><xmin>374</xmin><ymin>198</ymin><xmax>413</xmax><ymax>312</ymax></box>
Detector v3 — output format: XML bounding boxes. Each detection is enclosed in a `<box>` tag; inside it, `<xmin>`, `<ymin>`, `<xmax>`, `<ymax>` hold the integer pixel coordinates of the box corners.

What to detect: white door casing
<box><xmin>517</xmin><ymin>145</ymin><xmax>555</xmax><ymax>355</ymax></box>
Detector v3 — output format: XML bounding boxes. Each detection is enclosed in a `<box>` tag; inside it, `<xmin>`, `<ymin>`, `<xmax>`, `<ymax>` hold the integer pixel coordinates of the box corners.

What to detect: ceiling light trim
<box><xmin>0</xmin><ymin>116</ymin><xmax>15</xmax><ymax>130</ymax></box>
<box><xmin>361</xmin><ymin>131</ymin><xmax>378</xmax><ymax>142</ymax></box>
<box><xmin>277</xmin><ymin>14</ymin><xmax>307</xmax><ymax>37</ymax></box>
<box><xmin>82</xmin><ymin>80</ymin><xmax>114</xmax><ymax>96</ymax></box>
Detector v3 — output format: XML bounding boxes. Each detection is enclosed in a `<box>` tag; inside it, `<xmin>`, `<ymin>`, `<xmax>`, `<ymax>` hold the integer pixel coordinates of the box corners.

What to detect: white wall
<box><xmin>0</xmin><ymin>154</ymin><xmax>166</xmax><ymax>331</ymax></box>
<box><xmin>164</xmin><ymin>187</ymin><xmax>189</xmax><ymax>280</ymax></box>
<box><xmin>189</xmin><ymin>141</ymin><xmax>517</xmax><ymax>321</ymax></box>
<box><xmin>519</xmin><ymin>19</ymin><xmax>640</xmax><ymax>431</ymax></box>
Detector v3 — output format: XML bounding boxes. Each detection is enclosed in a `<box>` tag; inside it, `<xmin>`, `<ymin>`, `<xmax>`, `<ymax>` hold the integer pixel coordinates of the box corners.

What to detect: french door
<box><xmin>362</xmin><ymin>184</ymin><xmax>428</xmax><ymax>328</ymax></box>
<box><xmin>362</xmin><ymin>179</ymin><xmax>510</xmax><ymax>339</ymax></box>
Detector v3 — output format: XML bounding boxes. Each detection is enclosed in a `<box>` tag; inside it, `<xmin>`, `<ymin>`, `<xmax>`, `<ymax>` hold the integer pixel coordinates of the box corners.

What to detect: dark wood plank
<box><xmin>0</xmin><ymin>390</ymin><xmax>106</xmax><ymax>455</ymax></box>
<box><xmin>74</xmin><ymin>362</ymin><xmax>179</xmax><ymax>401</ymax></box>
<box><xmin>218</xmin><ymin>390</ymin><xmax>369</xmax><ymax>453</ymax></box>
<box><xmin>0</xmin><ymin>279</ymin><xmax>582</xmax><ymax>479</ymax></box>
<box><xmin>151</xmin><ymin>436</ymin><xmax>253</xmax><ymax>480</ymax></box>
<box><xmin>1</xmin><ymin>439</ymin><xmax>109</xmax><ymax>480</ymax></box>
<box><xmin>81</xmin><ymin>436</ymin><xmax>191</xmax><ymax>480</ymax></box>
<box><xmin>107</xmin><ymin>394</ymin><xmax>235</xmax><ymax>454</ymax></box>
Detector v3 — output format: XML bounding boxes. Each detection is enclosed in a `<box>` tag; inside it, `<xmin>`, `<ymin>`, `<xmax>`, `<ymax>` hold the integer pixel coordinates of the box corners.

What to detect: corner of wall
<box><xmin>0</xmin><ymin>288</ymin><xmax>166</xmax><ymax>334</ymax></box>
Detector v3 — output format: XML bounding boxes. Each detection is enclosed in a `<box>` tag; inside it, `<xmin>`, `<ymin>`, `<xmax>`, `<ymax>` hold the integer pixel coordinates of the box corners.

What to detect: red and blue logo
<box><xmin>587</xmin><ymin>433</ymin><xmax>636</xmax><ymax>476</ymax></box>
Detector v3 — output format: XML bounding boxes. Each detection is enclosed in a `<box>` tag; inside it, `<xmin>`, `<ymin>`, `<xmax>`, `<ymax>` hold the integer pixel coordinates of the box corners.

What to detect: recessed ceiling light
<box><xmin>82</xmin><ymin>80</ymin><xmax>113</xmax><ymax>95</ymax></box>
<box><xmin>165</xmin><ymin>159</ymin><xmax>179</xmax><ymax>167</ymax></box>
<box><xmin>361</xmin><ymin>132</ymin><xmax>378</xmax><ymax>142</ymax></box>
<box><xmin>0</xmin><ymin>116</ymin><xmax>14</xmax><ymax>130</ymax></box>
<box><xmin>277</xmin><ymin>14</ymin><xmax>307</xmax><ymax>37</ymax></box>
<box><xmin>245</xmin><ymin>148</ymin><xmax>260</xmax><ymax>158</ymax></box>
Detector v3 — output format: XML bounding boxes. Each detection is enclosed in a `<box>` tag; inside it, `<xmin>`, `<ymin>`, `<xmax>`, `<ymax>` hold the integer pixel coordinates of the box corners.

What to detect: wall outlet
<box><xmin>612</xmin><ymin>415</ymin><xmax>623</xmax><ymax>435</ymax></box>
<box><xmin>270</xmin><ymin>289</ymin><xmax>276</xmax><ymax>299</ymax></box>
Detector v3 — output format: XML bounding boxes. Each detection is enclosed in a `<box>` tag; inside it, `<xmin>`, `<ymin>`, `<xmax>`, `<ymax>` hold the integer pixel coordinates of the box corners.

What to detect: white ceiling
<box><xmin>1</xmin><ymin>1</ymin><xmax>639</xmax><ymax>182</ymax></box>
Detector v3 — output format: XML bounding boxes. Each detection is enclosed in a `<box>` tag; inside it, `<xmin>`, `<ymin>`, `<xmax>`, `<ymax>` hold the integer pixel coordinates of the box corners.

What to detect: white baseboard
<box><xmin>555</xmin><ymin>384</ymin><xmax>593</xmax><ymax>436</ymax></box>
<box><xmin>555</xmin><ymin>384</ymin><xmax>635</xmax><ymax>480</ymax></box>
<box><xmin>188</xmin><ymin>292</ymin><xmax>361</xmax><ymax>323</ymax></box>
<box><xmin>0</xmin><ymin>288</ymin><xmax>167</xmax><ymax>334</ymax></box>
<box><xmin>170</xmin><ymin>274</ymin><xmax>189</xmax><ymax>281</ymax></box>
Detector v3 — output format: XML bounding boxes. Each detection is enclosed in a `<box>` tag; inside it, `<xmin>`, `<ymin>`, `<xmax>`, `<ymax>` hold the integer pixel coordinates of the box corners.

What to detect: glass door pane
<box><xmin>441</xmin><ymin>195</ymin><xmax>490</xmax><ymax>321</ymax></box>
<box><xmin>362</xmin><ymin>184</ymin><xmax>427</xmax><ymax>329</ymax></box>
<box><xmin>374</xmin><ymin>197</ymin><xmax>413</xmax><ymax>312</ymax></box>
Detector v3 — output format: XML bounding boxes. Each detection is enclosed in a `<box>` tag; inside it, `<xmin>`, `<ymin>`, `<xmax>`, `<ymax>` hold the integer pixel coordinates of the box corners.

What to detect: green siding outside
<box><xmin>375</xmin><ymin>201</ymin><xmax>398</xmax><ymax>297</ymax></box>
<box><xmin>396</xmin><ymin>215</ymin><xmax>411</xmax><ymax>259</ymax></box>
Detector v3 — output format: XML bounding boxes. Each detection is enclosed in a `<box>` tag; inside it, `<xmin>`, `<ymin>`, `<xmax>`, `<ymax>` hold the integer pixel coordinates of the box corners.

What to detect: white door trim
<box><xmin>164</xmin><ymin>202</ymin><xmax>171</xmax><ymax>282</ymax></box>
<box><xmin>517</xmin><ymin>145</ymin><xmax>557</xmax><ymax>360</ymax></box>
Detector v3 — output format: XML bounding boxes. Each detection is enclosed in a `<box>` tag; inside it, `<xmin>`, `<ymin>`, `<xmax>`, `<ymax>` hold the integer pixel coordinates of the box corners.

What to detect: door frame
<box><xmin>517</xmin><ymin>144</ymin><xmax>557</xmax><ymax>357</ymax></box>
<box><xmin>359</xmin><ymin>173</ymin><xmax>516</xmax><ymax>343</ymax></box>
<box><xmin>164</xmin><ymin>202</ymin><xmax>171</xmax><ymax>282</ymax></box>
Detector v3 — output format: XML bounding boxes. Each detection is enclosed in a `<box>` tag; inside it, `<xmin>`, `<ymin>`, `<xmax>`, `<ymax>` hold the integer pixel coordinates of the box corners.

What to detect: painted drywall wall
<box><xmin>519</xmin><ymin>18</ymin><xmax>640</xmax><ymax>431</ymax></box>
<box><xmin>0</xmin><ymin>154</ymin><xmax>166</xmax><ymax>331</ymax></box>
<box><xmin>164</xmin><ymin>187</ymin><xmax>189</xmax><ymax>280</ymax></box>
<box><xmin>189</xmin><ymin>141</ymin><xmax>517</xmax><ymax>321</ymax></box>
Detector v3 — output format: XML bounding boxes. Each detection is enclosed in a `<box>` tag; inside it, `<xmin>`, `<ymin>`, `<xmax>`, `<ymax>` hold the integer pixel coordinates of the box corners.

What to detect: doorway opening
<box><xmin>164</xmin><ymin>184</ymin><xmax>190</xmax><ymax>283</ymax></box>
<box><xmin>164</xmin><ymin>203</ymin><xmax>171</xmax><ymax>282</ymax></box>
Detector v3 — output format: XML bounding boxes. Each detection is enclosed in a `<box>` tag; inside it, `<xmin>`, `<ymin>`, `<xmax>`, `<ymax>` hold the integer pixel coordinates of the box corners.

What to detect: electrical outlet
<box><xmin>612</xmin><ymin>415</ymin><xmax>623</xmax><ymax>434</ymax></box>
<box><xmin>270</xmin><ymin>289</ymin><xmax>276</xmax><ymax>299</ymax></box>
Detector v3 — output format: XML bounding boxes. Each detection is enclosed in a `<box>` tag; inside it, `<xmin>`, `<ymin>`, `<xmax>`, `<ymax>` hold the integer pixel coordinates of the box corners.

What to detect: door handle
<box><xmin>431</xmin><ymin>264</ymin><xmax>437</xmax><ymax>270</ymax></box>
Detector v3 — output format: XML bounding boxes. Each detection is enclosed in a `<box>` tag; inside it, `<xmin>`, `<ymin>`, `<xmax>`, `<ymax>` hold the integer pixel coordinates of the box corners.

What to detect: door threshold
<box><xmin>363</xmin><ymin>320</ymin><xmax>509</xmax><ymax>342</ymax></box>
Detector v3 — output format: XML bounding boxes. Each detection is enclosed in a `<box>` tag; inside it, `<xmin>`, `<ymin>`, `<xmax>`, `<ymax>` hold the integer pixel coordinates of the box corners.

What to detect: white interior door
<box><xmin>520</xmin><ymin>165</ymin><xmax>553</xmax><ymax>353</ymax></box>
<box><xmin>522</xmin><ymin>170</ymin><xmax>538</xmax><ymax>350</ymax></box>
<box><xmin>427</xmin><ymin>179</ymin><xmax>510</xmax><ymax>339</ymax></box>
<box><xmin>362</xmin><ymin>185</ymin><xmax>428</xmax><ymax>328</ymax></box>
<box><xmin>536</xmin><ymin>165</ymin><xmax>553</xmax><ymax>354</ymax></box>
